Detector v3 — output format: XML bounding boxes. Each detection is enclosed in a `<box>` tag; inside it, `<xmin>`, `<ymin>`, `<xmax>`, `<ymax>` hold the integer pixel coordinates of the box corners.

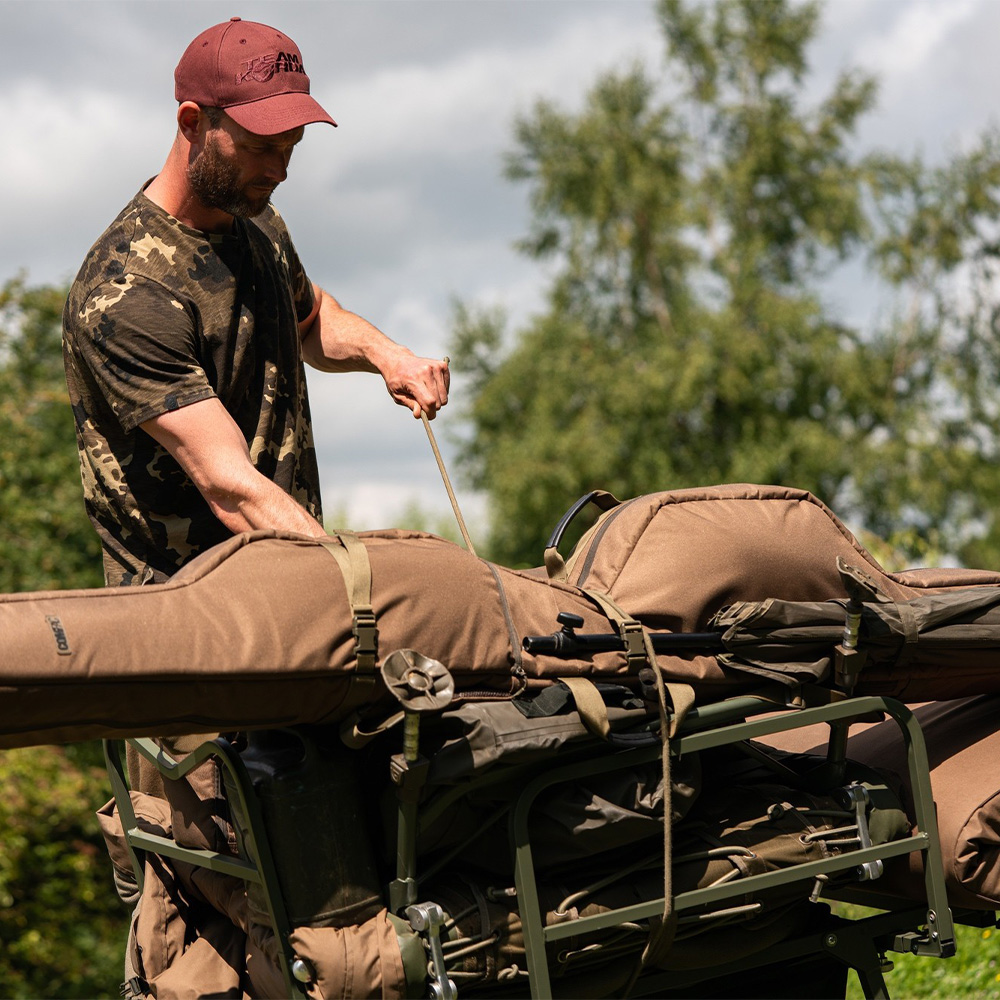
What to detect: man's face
<box><xmin>187</xmin><ymin>113</ymin><xmax>305</xmax><ymax>218</ymax></box>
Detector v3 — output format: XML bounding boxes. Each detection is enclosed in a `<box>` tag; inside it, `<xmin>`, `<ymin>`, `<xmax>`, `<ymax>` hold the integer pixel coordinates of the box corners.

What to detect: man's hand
<box><xmin>382</xmin><ymin>353</ymin><xmax>450</xmax><ymax>418</ymax></box>
<box><xmin>300</xmin><ymin>285</ymin><xmax>450</xmax><ymax>416</ymax></box>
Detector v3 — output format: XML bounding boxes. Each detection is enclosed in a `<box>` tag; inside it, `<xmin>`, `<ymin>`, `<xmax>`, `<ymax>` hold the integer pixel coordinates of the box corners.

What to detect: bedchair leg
<box><xmin>853</xmin><ymin>959</ymin><xmax>891</xmax><ymax>1000</ymax></box>
<box><xmin>820</xmin><ymin>927</ymin><xmax>891</xmax><ymax>1000</ymax></box>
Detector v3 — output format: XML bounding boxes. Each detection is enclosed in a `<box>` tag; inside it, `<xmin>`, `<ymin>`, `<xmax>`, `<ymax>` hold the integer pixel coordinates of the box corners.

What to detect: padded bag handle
<box><xmin>544</xmin><ymin>490</ymin><xmax>621</xmax><ymax>580</ymax></box>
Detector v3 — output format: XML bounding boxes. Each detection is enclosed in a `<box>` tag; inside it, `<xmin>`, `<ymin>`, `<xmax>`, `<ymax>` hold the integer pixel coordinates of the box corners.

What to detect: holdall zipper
<box><xmin>484</xmin><ymin>561</ymin><xmax>524</xmax><ymax>677</ymax></box>
<box><xmin>573</xmin><ymin>497</ymin><xmax>644</xmax><ymax>589</ymax></box>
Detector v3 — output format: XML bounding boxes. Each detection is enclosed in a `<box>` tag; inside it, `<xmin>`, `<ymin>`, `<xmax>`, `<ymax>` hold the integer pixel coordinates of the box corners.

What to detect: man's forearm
<box><xmin>141</xmin><ymin>398</ymin><xmax>328</xmax><ymax>539</ymax></box>
<box><xmin>201</xmin><ymin>470</ymin><xmax>328</xmax><ymax>538</ymax></box>
<box><xmin>299</xmin><ymin>285</ymin><xmax>450</xmax><ymax>417</ymax></box>
<box><xmin>299</xmin><ymin>286</ymin><xmax>406</xmax><ymax>373</ymax></box>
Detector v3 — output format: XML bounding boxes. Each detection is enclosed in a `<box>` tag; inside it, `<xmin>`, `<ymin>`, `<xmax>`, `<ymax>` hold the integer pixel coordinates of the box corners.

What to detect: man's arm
<box><xmin>299</xmin><ymin>284</ymin><xmax>450</xmax><ymax>418</ymax></box>
<box><xmin>140</xmin><ymin>397</ymin><xmax>327</xmax><ymax>537</ymax></box>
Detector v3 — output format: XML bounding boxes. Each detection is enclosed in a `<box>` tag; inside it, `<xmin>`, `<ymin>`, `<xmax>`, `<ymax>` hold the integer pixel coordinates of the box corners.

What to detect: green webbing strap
<box><xmin>543</xmin><ymin>546</ymin><xmax>567</xmax><ymax>582</ymax></box>
<box><xmin>582</xmin><ymin>589</ymin><xmax>695</xmax><ymax>737</ymax></box>
<box><xmin>318</xmin><ymin>532</ymin><xmax>378</xmax><ymax>680</ymax></box>
<box><xmin>583</xmin><ymin>589</ymin><xmax>696</xmax><ymax>984</ymax></box>
<box><xmin>559</xmin><ymin>677</ymin><xmax>611</xmax><ymax>740</ymax></box>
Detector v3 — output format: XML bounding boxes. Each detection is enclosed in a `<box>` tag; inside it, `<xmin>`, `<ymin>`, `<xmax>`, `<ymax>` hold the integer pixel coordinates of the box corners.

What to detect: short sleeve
<box><xmin>66</xmin><ymin>275</ymin><xmax>216</xmax><ymax>432</ymax></box>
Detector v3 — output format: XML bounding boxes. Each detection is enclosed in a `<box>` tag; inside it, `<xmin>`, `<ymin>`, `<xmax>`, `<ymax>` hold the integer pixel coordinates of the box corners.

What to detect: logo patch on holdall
<box><xmin>45</xmin><ymin>615</ymin><xmax>72</xmax><ymax>656</ymax></box>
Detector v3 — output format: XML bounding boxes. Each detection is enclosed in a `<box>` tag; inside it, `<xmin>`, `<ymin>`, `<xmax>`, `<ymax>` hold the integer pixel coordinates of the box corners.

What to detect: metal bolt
<box><xmin>824</xmin><ymin>933</ymin><xmax>838</xmax><ymax>948</ymax></box>
<box><xmin>403</xmin><ymin>712</ymin><xmax>421</xmax><ymax>762</ymax></box>
<box><xmin>292</xmin><ymin>958</ymin><xmax>314</xmax><ymax>984</ymax></box>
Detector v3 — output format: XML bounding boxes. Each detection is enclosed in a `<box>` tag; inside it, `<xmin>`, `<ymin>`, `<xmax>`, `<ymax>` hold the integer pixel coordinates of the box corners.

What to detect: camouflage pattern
<box><xmin>63</xmin><ymin>189</ymin><xmax>322</xmax><ymax>586</ymax></box>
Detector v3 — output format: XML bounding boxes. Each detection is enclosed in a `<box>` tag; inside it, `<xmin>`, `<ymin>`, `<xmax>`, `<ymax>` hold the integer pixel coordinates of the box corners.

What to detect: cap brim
<box><xmin>224</xmin><ymin>92</ymin><xmax>337</xmax><ymax>136</ymax></box>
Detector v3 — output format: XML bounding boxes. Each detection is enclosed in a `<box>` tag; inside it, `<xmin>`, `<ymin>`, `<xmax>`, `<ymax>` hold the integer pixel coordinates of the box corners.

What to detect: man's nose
<box><xmin>262</xmin><ymin>152</ymin><xmax>289</xmax><ymax>183</ymax></box>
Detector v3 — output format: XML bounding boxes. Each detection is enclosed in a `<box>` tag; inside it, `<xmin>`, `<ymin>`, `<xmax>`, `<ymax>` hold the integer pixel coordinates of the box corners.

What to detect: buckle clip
<box><xmin>353</xmin><ymin>606</ymin><xmax>378</xmax><ymax>672</ymax></box>
<box><xmin>620</xmin><ymin>620</ymin><xmax>647</xmax><ymax>671</ymax></box>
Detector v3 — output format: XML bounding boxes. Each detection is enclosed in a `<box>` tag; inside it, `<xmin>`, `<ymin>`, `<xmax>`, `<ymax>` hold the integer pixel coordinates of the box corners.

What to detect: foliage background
<box><xmin>452</xmin><ymin>0</ymin><xmax>1000</xmax><ymax>571</ymax></box>
<box><xmin>0</xmin><ymin>276</ymin><xmax>125</xmax><ymax>997</ymax></box>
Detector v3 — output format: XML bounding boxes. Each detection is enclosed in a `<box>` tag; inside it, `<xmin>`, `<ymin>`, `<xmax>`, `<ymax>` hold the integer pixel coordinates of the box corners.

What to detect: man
<box><xmin>63</xmin><ymin>19</ymin><xmax>451</xmax><ymax>993</ymax></box>
<box><xmin>64</xmin><ymin>17</ymin><xmax>450</xmax><ymax>586</ymax></box>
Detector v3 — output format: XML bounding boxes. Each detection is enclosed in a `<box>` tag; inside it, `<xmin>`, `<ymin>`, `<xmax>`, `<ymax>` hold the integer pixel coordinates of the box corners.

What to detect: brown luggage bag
<box><xmin>4</xmin><ymin>484</ymin><xmax>1000</xmax><ymax>749</ymax></box>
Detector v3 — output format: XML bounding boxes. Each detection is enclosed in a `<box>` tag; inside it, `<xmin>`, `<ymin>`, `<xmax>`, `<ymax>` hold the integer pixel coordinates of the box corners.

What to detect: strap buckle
<box><xmin>620</xmin><ymin>619</ymin><xmax>648</xmax><ymax>672</ymax></box>
<box><xmin>352</xmin><ymin>606</ymin><xmax>378</xmax><ymax>673</ymax></box>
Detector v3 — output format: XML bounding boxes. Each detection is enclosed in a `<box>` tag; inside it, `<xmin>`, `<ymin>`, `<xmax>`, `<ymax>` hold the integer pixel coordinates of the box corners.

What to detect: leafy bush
<box><xmin>0</xmin><ymin>744</ymin><xmax>126</xmax><ymax>998</ymax></box>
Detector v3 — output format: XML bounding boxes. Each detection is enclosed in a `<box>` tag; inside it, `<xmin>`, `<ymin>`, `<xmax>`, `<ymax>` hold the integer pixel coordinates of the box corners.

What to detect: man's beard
<box><xmin>188</xmin><ymin>134</ymin><xmax>274</xmax><ymax>219</ymax></box>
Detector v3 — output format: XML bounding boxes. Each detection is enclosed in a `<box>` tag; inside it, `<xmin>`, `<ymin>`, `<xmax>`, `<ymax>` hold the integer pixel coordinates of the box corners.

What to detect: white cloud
<box><xmin>853</xmin><ymin>0</ymin><xmax>978</xmax><ymax>82</ymax></box>
<box><xmin>0</xmin><ymin>81</ymin><xmax>168</xmax><ymax>280</ymax></box>
<box><xmin>808</xmin><ymin>0</ymin><xmax>1000</xmax><ymax>159</ymax></box>
<box><xmin>380</xmin><ymin>295</ymin><xmax>447</xmax><ymax>354</ymax></box>
<box><xmin>322</xmin><ymin>478</ymin><xmax>487</xmax><ymax>538</ymax></box>
<box><xmin>311</xmin><ymin>12</ymin><xmax>660</xmax><ymax>173</ymax></box>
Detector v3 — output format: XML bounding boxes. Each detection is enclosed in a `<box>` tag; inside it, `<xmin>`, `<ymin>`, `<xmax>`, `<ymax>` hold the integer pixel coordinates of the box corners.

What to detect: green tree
<box><xmin>859</xmin><ymin>147</ymin><xmax>1000</xmax><ymax>566</ymax></box>
<box><xmin>0</xmin><ymin>276</ymin><xmax>103</xmax><ymax>591</ymax></box>
<box><xmin>0</xmin><ymin>745</ymin><xmax>125</xmax><ymax>999</ymax></box>
<box><xmin>451</xmin><ymin>0</ymin><xmax>1000</xmax><ymax>568</ymax></box>
<box><xmin>0</xmin><ymin>276</ymin><xmax>125</xmax><ymax>996</ymax></box>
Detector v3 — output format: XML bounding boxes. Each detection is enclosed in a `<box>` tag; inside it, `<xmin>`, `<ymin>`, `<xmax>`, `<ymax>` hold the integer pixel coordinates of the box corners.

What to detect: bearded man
<box><xmin>63</xmin><ymin>17</ymin><xmax>450</xmax><ymax>586</ymax></box>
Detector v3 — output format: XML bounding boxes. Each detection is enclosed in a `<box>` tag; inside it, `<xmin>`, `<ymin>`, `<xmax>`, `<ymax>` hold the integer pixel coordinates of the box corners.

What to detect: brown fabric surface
<box><xmin>289</xmin><ymin>916</ymin><xmax>408</xmax><ymax>1000</ymax></box>
<box><xmin>0</xmin><ymin>529</ymin><xmax>535</xmax><ymax>746</ymax></box>
<box><xmin>100</xmin><ymin>781</ymin><xmax>410</xmax><ymax>999</ymax></box>
<box><xmin>126</xmin><ymin>735</ymin><xmax>235</xmax><ymax>855</ymax></box>
<box><xmin>100</xmin><ymin>789</ymin><xmax>249</xmax><ymax>996</ymax></box>
<box><xmin>4</xmin><ymin>486</ymin><xmax>1000</xmax><ymax>748</ymax></box>
<box><xmin>564</xmin><ymin>484</ymin><xmax>1000</xmax><ymax>625</ymax></box>
<box><xmin>760</xmin><ymin>697</ymin><xmax>1000</xmax><ymax>909</ymax></box>
<box><xmin>116</xmin><ymin>811</ymin><xmax>251</xmax><ymax>998</ymax></box>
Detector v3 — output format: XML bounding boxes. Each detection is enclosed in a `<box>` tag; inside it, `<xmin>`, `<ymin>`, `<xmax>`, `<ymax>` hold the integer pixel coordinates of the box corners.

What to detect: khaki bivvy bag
<box><xmin>4</xmin><ymin>484</ymin><xmax>1000</xmax><ymax>749</ymax></box>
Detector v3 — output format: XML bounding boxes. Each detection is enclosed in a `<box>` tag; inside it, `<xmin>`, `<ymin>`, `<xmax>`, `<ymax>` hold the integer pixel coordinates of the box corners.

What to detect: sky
<box><xmin>3</xmin><ymin>0</ymin><xmax>1000</xmax><ymax>540</ymax></box>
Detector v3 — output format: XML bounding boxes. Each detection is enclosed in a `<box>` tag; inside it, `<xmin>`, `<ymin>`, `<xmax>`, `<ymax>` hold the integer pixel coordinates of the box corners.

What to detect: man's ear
<box><xmin>177</xmin><ymin>102</ymin><xmax>205</xmax><ymax>143</ymax></box>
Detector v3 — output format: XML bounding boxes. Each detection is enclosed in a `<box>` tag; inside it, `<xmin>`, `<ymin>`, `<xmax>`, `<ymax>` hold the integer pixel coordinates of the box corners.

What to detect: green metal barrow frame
<box><xmin>103</xmin><ymin>736</ymin><xmax>307</xmax><ymax>998</ymax></box>
<box><xmin>508</xmin><ymin>695</ymin><xmax>955</xmax><ymax>1000</ymax></box>
<box><xmin>103</xmin><ymin>693</ymin><xmax>957</xmax><ymax>1000</ymax></box>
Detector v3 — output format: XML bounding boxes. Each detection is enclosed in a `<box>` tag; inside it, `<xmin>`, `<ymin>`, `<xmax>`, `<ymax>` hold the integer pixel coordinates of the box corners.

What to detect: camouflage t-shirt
<box><xmin>63</xmin><ymin>188</ymin><xmax>322</xmax><ymax>586</ymax></box>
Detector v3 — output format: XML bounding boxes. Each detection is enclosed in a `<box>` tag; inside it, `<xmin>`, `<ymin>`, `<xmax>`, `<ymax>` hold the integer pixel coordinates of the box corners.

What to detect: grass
<box><xmin>836</xmin><ymin>906</ymin><xmax>1000</xmax><ymax>999</ymax></box>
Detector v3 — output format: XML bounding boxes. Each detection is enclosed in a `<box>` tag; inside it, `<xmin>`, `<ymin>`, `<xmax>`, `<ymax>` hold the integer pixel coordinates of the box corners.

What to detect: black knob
<box><xmin>556</xmin><ymin>612</ymin><xmax>585</xmax><ymax>632</ymax></box>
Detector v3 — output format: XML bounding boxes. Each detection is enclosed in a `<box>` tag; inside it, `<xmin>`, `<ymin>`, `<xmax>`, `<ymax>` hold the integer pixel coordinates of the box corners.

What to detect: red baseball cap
<box><xmin>174</xmin><ymin>17</ymin><xmax>337</xmax><ymax>135</ymax></box>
